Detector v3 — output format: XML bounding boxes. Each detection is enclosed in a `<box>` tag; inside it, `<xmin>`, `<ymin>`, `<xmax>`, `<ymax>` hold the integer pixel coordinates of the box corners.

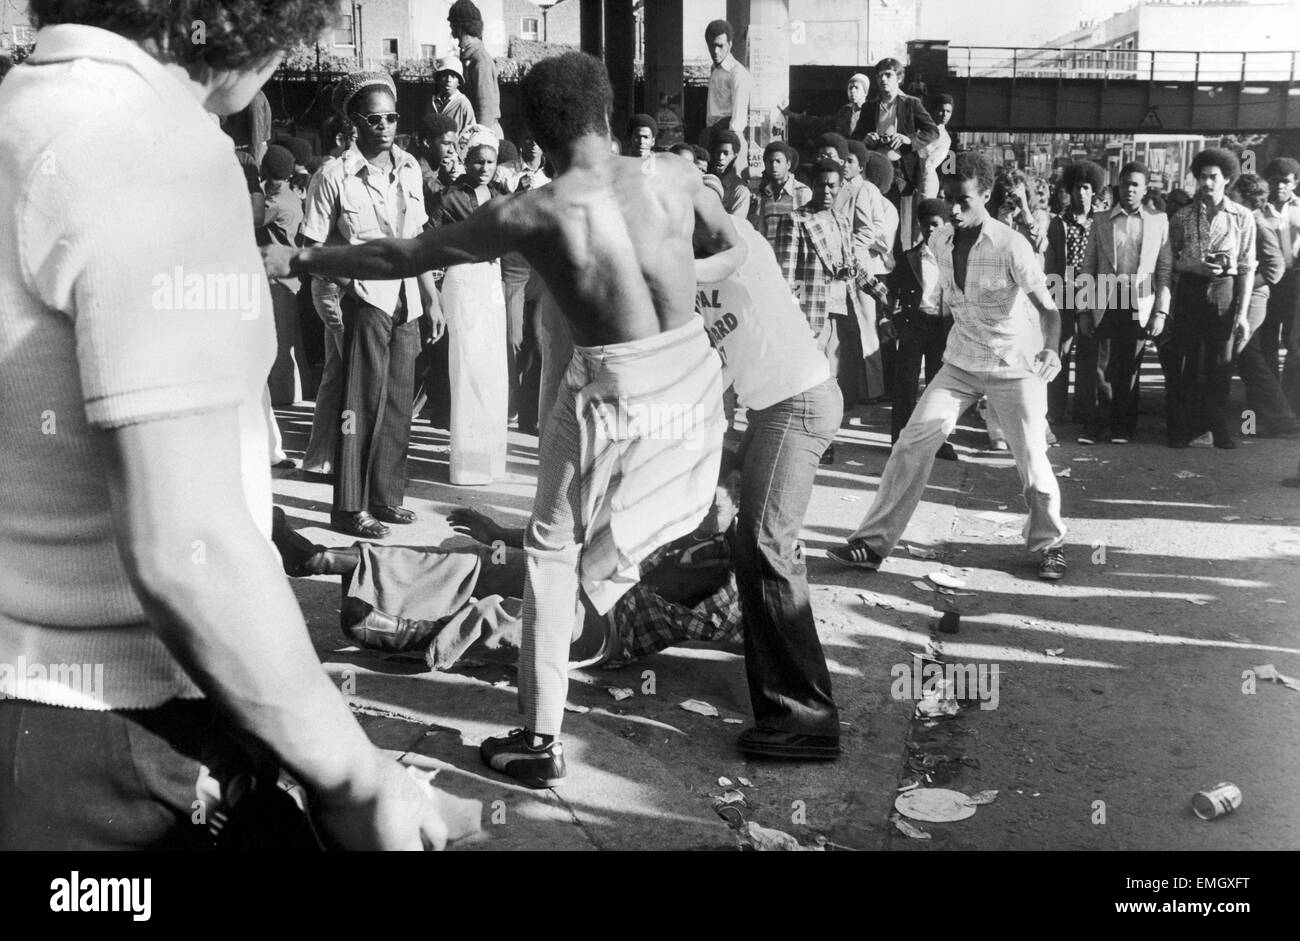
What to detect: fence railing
<box><xmin>947</xmin><ymin>46</ymin><xmax>1300</xmax><ymax>83</ymax></box>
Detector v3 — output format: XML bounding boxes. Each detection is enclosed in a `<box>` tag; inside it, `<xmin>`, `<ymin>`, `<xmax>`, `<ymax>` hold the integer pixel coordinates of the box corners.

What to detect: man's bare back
<box><xmin>500</xmin><ymin>153</ymin><xmax>701</xmax><ymax>347</ymax></box>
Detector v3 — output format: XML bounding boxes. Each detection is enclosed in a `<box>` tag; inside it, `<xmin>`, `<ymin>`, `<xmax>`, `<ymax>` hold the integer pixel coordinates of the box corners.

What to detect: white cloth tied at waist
<box><xmin>570</xmin><ymin>317</ymin><xmax>726</xmax><ymax>615</ymax></box>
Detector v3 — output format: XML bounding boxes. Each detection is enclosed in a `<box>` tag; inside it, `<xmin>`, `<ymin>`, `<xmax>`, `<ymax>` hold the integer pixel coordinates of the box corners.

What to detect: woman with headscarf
<box><xmin>432</xmin><ymin>126</ymin><xmax>510</xmax><ymax>484</ymax></box>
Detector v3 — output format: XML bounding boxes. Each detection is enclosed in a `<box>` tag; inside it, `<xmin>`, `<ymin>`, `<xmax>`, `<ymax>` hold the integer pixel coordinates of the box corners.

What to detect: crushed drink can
<box><xmin>1192</xmin><ymin>782</ymin><xmax>1242</xmax><ymax>820</ymax></box>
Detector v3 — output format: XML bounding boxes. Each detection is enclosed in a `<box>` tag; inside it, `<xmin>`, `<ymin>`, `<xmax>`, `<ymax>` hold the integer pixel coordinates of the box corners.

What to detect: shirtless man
<box><xmin>265</xmin><ymin>52</ymin><xmax>746</xmax><ymax>787</ymax></box>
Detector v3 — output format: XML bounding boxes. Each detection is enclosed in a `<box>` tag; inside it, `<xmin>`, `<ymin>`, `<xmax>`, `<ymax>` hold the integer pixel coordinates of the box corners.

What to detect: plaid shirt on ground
<box><xmin>773</xmin><ymin>205</ymin><xmax>853</xmax><ymax>335</ymax></box>
<box><xmin>935</xmin><ymin>216</ymin><xmax>1050</xmax><ymax>378</ymax></box>
<box><xmin>610</xmin><ymin>534</ymin><xmax>742</xmax><ymax>662</ymax></box>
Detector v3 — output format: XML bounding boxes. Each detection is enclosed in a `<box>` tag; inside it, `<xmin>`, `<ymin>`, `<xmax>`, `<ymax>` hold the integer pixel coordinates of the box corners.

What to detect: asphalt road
<box><xmin>273</xmin><ymin>362</ymin><xmax>1300</xmax><ymax>851</ymax></box>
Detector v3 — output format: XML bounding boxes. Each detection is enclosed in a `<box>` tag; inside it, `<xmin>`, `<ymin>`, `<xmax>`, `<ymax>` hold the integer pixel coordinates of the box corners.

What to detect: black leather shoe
<box><xmin>1212</xmin><ymin>434</ymin><xmax>1237</xmax><ymax>450</ymax></box>
<box><xmin>331</xmin><ymin>511</ymin><xmax>390</xmax><ymax>539</ymax></box>
<box><xmin>1167</xmin><ymin>438</ymin><xmax>1189</xmax><ymax>449</ymax></box>
<box><xmin>935</xmin><ymin>441</ymin><xmax>959</xmax><ymax>462</ymax></box>
<box><xmin>271</xmin><ymin>507</ymin><xmax>324</xmax><ymax>577</ymax></box>
<box><xmin>342</xmin><ymin>608</ymin><xmax>440</xmax><ymax>653</ymax></box>
<box><xmin>820</xmin><ymin>444</ymin><xmax>836</xmax><ymax>466</ymax></box>
<box><xmin>370</xmin><ymin>504</ymin><xmax>417</xmax><ymax>524</ymax></box>
<box><xmin>738</xmin><ymin>727</ymin><xmax>840</xmax><ymax>760</ymax></box>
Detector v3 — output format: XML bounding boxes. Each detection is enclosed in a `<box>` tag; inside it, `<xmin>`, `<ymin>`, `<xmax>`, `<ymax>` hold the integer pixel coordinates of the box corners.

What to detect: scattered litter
<box><xmin>1174</xmin><ymin>470</ymin><xmax>1203</xmax><ymax>479</ymax></box>
<box><xmin>1091</xmin><ymin>687</ymin><xmax>1105</xmax><ymax>695</ymax></box>
<box><xmin>1226</xmin><ymin>632</ymin><xmax>1253</xmax><ymax>644</ymax></box>
<box><xmin>912</xmin><ymin>580</ymin><xmax>935</xmax><ymax>593</ymax></box>
<box><xmin>679</xmin><ymin>699</ymin><xmax>719</xmax><ymax>717</ymax></box>
<box><xmin>998</xmin><ymin>506</ymin><xmax>1008</xmax><ymax>510</ymax></box>
<box><xmin>890</xmin><ymin>814</ymin><xmax>932</xmax><ymax>840</ymax></box>
<box><xmin>897</xmin><ymin>781</ymin><xmax>920</xmax><ymax>792</ymax></box>
<box><xmin>895</xmin><ymin>788</ymin><xmax>978</xmax><ymax>822</ymax></box>
<box><xmin>966</xmin><ymin>790</ymin><xmax>999</xmax><ymax>806</ymax></box>
<box><xmin>1055</xmin><ymin>467</ymin><xmax>1072</xmax><ymax>478</ymax></box>
<box><xmin>938</xmin><ymin>611</ymin><xmax>961</xmax><ymax>635</ymax></box>
<box><xmin>841</xmin><ymin>496</ymin><xmax>861</xmax><ymax>503</ymax></box>
<box><xmin>722</xmin><ymin>718</ymin><xmax>744</xmax><ymax>725</ymax></box>
<box><xmin>1187</xmin><ymin>598</ymin><xmax>1209</xmax><ymax>606</ymax></box>
<box><xmin>1192</xmin><ymin>782</ymin><xmax>1243</xmax><ymax>820</ymax></box>
<box><xmin>859</xmin><ymin>591</ymin><xmax>894</xmax><ymax>609</ymax></box>
<box><xmin>907</xmin><ymin>545</ymin><xmax>939</xmax><ymax>560</ymax></box>
<box><xmin>1265</xmin><ymin>599</ymin><xmax>1287</xmax><ymax>605</ymax></box>
<box><xmin>1045</xmin><ymin>648</ymin><xmax>1065</xmax><ymax>657</ymax></box>
<box><xmin>1221</xmin><ymin>515</ymin><xmax>1242</xmax><ymax>522</ymax></box>
<box><xmin>960</xmin><ymin>530</ymin><xmax>983</xmax><ymax>537</ymax></box>
<box><xmin>1032</xmin><ymin>792</ymin><xmax>1042</xmax><ymax>798</ymax></box>
<box><xmin>491</xmin><ymin>679</ymin><xmax>511</xmax><ymax>688</ymax></box>
<box><xmin>737</xmin><ymin>776</ymin><xmax>753</xmax><ymax>787</ymax></box>
<box><xmin>738</xmin><ymin>821</ymin><xmax>822</xmax><ymax>851</ymax></box>
<box><xmin>917</xmin><ymin>680</ymin><xmax>960</xmax><ymax>718</ymax></box>
<box><xmin>1254</xmin><ymin>664</ymin><xmax>1300</xmax><ymax>692</ymax></box>
<box><xmin>608</xmin><ymin>687</ymin><xmax>634</xmax><ymax>701</ymax></box>
<box><xmin>715</xmin><ymin>789</ymin><xmax>747</xmax><ymax>807</ymax></box>
<box><xmin>928</xmin><ymin>571</ymin><xmax>968</xmax><ymax>589</ymax></box>
<box><xmin>846</xmin><ymin>460</ymin><xmax>865</xmax><ymax>467</ymax></box>
<box><xmin>563</xmin><ymin>703</ymin><xmax>590</xmax><ymax>714</ymax></box>
<box><xmin>1072</xmin><ymin>457</ymin><xmax>1098</xmax><ymax>463</ymax></box>
<box><xmin>718</xmin><ymin>776</ymin><xmax>733</xmax><ymax>788</ymax></box>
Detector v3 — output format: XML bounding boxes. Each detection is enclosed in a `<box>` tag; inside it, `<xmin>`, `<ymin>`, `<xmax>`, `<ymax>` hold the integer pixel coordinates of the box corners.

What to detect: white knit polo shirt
<box><xmin>0</xmin><ymin>26</ymin><xmax>275</xmax><ymax>709</ymax></box>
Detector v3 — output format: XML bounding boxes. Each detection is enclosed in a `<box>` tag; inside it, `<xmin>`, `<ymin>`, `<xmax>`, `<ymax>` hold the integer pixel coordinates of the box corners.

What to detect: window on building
<box><xmin>421</xmin><ymin>44</ymin><xmax>436</xmax><ymax>62</ymax></box>
<box><xmin>382</xmin><ymin>38</ymin><xmax>398</xmax><ymax>63</ymax></box>
<box><xmin>333</xmin><ymin>15</ymin><xmax>354</xmax><ymax>46</ymax></box>
<box><xmin>520</xmin><ymin>16</ymin><xmax>540</xmax><ymax>41</ymax></box>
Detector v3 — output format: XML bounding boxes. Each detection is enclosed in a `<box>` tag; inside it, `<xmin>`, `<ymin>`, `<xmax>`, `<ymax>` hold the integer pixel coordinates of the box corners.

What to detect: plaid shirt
<box><xmin>1170</xmin><ymin>196</ymin><xmax>1256</xmax><ymax>277</ymax></box>
<box><xmin>610</xmin><ymin>534</ymin><xmax>741</xmax><ymax>662</ymax></box>
<box><xmin>935</xmin><ymin>216</ymin><xmax>1049</xmax><ymax>378</ymax></box>
<box><xmin>773</xmin><ymin>205</ymin><xmax>853</xmax><ymax>335</ymax></box>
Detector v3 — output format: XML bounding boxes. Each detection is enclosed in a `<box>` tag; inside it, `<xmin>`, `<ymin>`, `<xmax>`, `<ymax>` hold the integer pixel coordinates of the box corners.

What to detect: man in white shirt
<box><xmin>704</xmin><ymin>19</ymin><xmax>751</xmax><ymax>162</ymax></box>
<box><xmin>697</xmin><ymin>203</ymin><xmax>843</xmax><ymax>760</ymax></box>
<box><xmin>830</xmin><ymin>153</ymin><xmax>1070</xmax><ymax>581</ymax></box>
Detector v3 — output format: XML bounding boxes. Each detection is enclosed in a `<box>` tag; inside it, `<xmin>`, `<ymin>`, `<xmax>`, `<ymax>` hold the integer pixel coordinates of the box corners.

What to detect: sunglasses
<box><xmin>353</xmin><ymin>111</ymin><xmax>399</xmax><ymax>130</ymax></box>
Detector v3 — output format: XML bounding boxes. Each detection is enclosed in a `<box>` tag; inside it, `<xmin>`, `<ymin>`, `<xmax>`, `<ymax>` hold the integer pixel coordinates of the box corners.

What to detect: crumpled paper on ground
<box><xmin>1254</xmin><ymin>664</ymin><xmax>1300</xmax><ymax>692</ymax></box>
<box><xmin>737</xmin><ymin>821</ymin><xmax>823</xmax><ymax>851</ymax></box>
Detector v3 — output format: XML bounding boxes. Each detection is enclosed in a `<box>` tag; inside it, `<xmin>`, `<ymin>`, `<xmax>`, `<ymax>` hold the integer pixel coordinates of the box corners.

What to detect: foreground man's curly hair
<box><xmin>29</xmin><ymin>0</ymin><xmax>339</xmax><ymax>71</ymax></box>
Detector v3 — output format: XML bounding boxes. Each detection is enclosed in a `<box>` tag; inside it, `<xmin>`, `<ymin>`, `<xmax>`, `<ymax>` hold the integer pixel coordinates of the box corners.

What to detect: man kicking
<box><xmin>264</xmin><ymin>51</ymin><xmax>746</xmax><ymax>787</ymax></box>
<box><xmin>828</xmin><ymin>153</ymin><xmax>1069</xmax><ymax>580</ymax></box>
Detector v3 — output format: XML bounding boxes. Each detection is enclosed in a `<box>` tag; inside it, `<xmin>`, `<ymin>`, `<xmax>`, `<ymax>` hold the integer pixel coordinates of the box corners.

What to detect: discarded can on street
<box><xmin>1191</xmin><ymin>782</ymin><xmax>1242</xmax><ymax>820</ymax></box>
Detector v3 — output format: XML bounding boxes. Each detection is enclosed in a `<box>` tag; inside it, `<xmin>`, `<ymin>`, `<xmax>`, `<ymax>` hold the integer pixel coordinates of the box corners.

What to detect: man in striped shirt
<box><xmin>830</xmin><ymin>153</ymin><xmax>1070</xmax><ymax>581</ymax></box>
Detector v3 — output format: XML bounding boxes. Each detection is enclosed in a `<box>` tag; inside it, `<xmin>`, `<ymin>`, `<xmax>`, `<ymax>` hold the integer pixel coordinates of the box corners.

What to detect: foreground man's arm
<box><xmin>104</xmin><ymin>411</ymin><xmax>456</xmax><ymax>850</ymax></box>
<box><xmin>267</xmin><ymin>197</ymin><xmax>520</xmax><ymax>281</ymax></box>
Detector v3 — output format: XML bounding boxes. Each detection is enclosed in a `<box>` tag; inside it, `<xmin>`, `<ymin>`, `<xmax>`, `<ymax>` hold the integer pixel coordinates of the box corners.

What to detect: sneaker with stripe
<box><xmin>828</xmin><ymin>541</ymin><xmax>884</xmax><ymax>570</ymax></box>
<box><xmin>480</xmin><ymin>728</ymin><xmax>566</xmax><ymax>789</ymax></box>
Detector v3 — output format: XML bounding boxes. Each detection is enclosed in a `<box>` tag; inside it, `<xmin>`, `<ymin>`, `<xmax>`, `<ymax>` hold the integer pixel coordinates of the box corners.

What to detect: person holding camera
<box><xmin>1166</xmin><ymin>148</ymin><xmax>1257</xmax><ymax>449</ymax></box>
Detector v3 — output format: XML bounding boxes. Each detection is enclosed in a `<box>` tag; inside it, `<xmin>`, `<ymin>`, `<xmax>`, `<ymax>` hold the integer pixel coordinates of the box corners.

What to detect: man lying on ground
<box><xmin>271</xmin><ymin>465</ymin><xmax>742</xmax><ymax>672</ymax></box>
